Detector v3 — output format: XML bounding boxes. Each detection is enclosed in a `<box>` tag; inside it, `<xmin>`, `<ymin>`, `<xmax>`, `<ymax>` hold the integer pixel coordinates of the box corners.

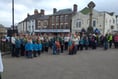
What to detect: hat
<box><xmin>93</xmin><ymin>34</ymin><xmax>96</xmax><ymax>36</ymax></box>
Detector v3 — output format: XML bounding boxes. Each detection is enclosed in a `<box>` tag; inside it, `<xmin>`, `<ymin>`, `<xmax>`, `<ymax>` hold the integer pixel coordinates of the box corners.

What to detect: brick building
<box><xmin>0</xmin><ymin>24</ymin><xmax>7</xmax><ymax>37</ymax></box>
<box><xmin>17</xmin><ymin>4</ymin><xmax>78</xmax><ymax>34</ymax></box>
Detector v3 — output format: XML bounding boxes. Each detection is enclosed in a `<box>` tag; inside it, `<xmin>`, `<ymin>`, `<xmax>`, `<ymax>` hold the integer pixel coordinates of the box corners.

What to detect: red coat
<box><xmin>114</xmin><ymin>35</ymin><xmax>118</xmax><ymax>42</ymax></box>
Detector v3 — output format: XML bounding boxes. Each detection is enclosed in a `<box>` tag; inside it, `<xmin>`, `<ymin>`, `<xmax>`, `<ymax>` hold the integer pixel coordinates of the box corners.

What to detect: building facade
<box><xmin>17</xmin><ymin>9</ymin><xmax>45</xmax><ymax>34</ymax></box>
<box><xmin>0</xmin><ymin>24</ymin><xmax>7</xmax><ymax>37</ymax></box>
<box><xmin>47</xmin><ymin>9</ymin><xmax>72</xmax><ymax>33</ymax></box>
<box><xmin>72</xmin><ymin>7</ymin><xmax>118</xmax><ymax>35</ymax></box>
<box><xmin>17</xmin><ymin>4</ymin><xmax>118</xmax><ymax>35</ymax></box>
<box><xmin>17</xmin><ymin>4</ymin><xmax>78</xmax><ymax>34</ymax></box>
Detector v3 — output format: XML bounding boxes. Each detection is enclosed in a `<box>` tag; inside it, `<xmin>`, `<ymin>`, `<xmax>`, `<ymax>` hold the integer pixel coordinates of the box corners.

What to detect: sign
<box><xmin>34</xmin><ymin>29</ymin><xmax>70</xmax><ymax>32</ymax></box>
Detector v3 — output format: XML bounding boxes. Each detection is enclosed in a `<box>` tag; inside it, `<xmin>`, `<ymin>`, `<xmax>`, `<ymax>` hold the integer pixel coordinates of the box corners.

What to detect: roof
<box><xmin>107</xmin><ymin>12</ymin><xmax>114</xmax><ymax>16</ymax></box>
<box><xmin>37</xmin><ymin>15</ymin><xmax>49</xmax><ymax>20</ymax></box>
<box><xmin>23</xmin><ymin>14</ymin><xmax>50</xmax><ymax>21</ymax></box>
<box><xmin>24</xmin><ymin>14</ymin><xmax>41</xmax><ymax>21</ymax></box>
<box><xmin>80</xmin><ymin>7</ymin><xmax>90</xmax><ymax>15</ymax></box>
<box><xmin>0</xmin><ymin>24</ymin><xmax>4</xmax><ymax>28</ymax></box>
<box><xmin>54</xmin><ymin>8</ymin><xmax>73</xmax><ymax>15</ymax></box>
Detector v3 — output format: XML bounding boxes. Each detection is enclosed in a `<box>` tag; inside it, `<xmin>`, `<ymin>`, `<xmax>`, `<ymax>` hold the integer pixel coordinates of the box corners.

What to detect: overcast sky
<box><xmin>0</xmin><ymin>0</ymin><xmax>118</xmax><ymax>27</ymax></box>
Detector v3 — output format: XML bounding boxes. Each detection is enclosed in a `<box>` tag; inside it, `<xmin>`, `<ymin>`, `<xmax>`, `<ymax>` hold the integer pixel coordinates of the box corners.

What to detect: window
<box><xmin>56</xmin><ymin>16</ymin><xmax>59</xmax><ymax>23</ymax></box>
<box><xmin>38</xmin><ymin>21</ymin><xmax>41</xmax><ymax>26</ymax></box>
<box><xmin>52</xmin><ymin>16</ymin><xmax>54</xmax><ymax>24</ymax></box>
<box><xmin>65</xmin><ymin>24</ymin><xmax>68</xmax><ymax>29</ymax></box>
<box><xmin>93</xmin><ymin>20</ymin><xmax>96</xmax><ymax>27</ymax></box>
<box><xmin>109</xmin><ymin>20</ymin><xmax>111</xmax><ymax>23</ymax></box>
<box><xmin>111</xmin><ymin>26</ymin><xmax>114</xmax><ymax>29</ymax></box>
<box><xmin>113</xmin><ymin>19</ymin><xmax>115</xmax><ymax>24</ymax></box>
<box><xmin>60</xmin><ymin>24</ymin><xmax>64</xmax><ymax>29</ymax></box>
<box><xmin>76</xmin><ymin>20</ymin><xmax>81</xmax><ymax>28</ymax></box>
<box><xmin>52</xmin><ymin>25</ymin><xmax>55</xmax><ymax>29</ymax></box>
<box><xmin>32</xmin><ymin>26</ymin><xmax>34</xmax><ymax>30</ymax></box>
<box><xmin>65</xmin><ymin>15</ymin><xmax>68</xmax><ymax>23</ymax></box>
<box><xmin>43</xmin><ymin>20</ymin><xmax>48</xmax><ymax>26</ymax></box>
<box><xmin>76</xmin><ymin>22</ymin><xmax>79</xmax><ymax>28</ymax></box>
<box><xmin>79</xmin><ymin>22</ymin><xmax>81</xmax><ymax>28</ymax></box>
<box><xmin>56</xmin><ymin>25</ymin><xmax>59</xmax><ymax>29</ymax></box>
<box><xmin>60</xmin><ymin>15</ymin><xmax>64</xmax><ymax>23</ymax></box>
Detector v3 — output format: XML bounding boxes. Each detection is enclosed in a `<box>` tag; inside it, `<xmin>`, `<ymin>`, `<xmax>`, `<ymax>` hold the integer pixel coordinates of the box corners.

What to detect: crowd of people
<box><xmin>9</xmin><ymin>32</ymin><xmax>118</xmax><ymax>58</ymax></box>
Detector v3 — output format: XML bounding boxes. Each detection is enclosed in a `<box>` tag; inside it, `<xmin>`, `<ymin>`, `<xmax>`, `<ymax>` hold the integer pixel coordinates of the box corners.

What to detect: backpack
<box><xmin>55</xmin><ymin>41</ymin><xmax>60</xmax><ymax>48</ymax></box>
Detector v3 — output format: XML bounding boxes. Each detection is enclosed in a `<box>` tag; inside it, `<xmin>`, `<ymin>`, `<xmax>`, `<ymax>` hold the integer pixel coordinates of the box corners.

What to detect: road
<box><xmin>2</xmin><ymin>48</ymin><xmax>118</xmax><ymax>79</ymax></box>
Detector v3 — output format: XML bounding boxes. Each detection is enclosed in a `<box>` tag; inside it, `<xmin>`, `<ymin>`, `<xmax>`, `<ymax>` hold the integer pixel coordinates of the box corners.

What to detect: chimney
<box><xmin>40</xmin><ymin>9</ymin><xmax>45</xmax><ymax>15</ymax></box>
<box><xmin>27</xmin><ymin>13</ymin><xmax>30</xmax><ymax>17</ymax></box>
<box><xmin>53</xmin><ymin>8</ymin><xmax>57</xmax><ymax>14</ymax></box>
<box><xmin>34</xmin><ymin>9</ymin><xmax>39</xmax><ymax>15</ymax></box>
<box><xmin>73</xmin><ymin>4</ymin><xmax>77</xmax><ymax>13</ymax></box>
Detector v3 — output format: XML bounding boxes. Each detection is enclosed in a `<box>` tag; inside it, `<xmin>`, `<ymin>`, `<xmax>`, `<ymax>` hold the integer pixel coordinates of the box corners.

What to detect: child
<box><xmin>55</xmin><ymin>40</ymin><xmax>61</xmax><ymax>55</ymax></box>
<box><xmin>68</xmin><ymin>39</ymin><xmax>73</xmax><ymax>55</ymax></box>
<box><xmin>37</xmin><ymin>40</ymin><xmax>42</xmax><ymax>56</ymax></box>
<box><xmin>33</xmin><ymin>41</ymin><xmax>38</xmax><ymax>57</ymax></box>
<box><xmin>25</xmin><ymin>38</ymin><xmax>33</xmax><ymax>58</ymax></box>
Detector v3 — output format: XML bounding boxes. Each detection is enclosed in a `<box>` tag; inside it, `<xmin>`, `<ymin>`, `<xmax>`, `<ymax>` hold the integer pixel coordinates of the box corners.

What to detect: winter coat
<box><xmin>25</xmin><ymin>42</ymin><xmax>33</xmax><ymax>51</ymax></box>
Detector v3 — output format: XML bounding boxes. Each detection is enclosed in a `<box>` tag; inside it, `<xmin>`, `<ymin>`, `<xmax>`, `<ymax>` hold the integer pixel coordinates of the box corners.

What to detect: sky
<box><xmin>0</xmin><ymin>0</ymin><xmax>118</xmax><ymax>27</ymax></box>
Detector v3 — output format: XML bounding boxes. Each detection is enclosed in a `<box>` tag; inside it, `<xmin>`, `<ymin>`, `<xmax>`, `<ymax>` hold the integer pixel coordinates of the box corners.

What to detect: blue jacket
<box><xmin>33</xmin><ymin>43</ymin><xmax>38</xmax><ymax>51</ymax></box>
<box><xmin>25</xmin><ymin>42</ymin><xmax>33</xmax><ymax>51</ymax></box>
<box><xmin>68</xmin><ymin>40</ymin><xmax>72</xmax><ymax>47</ymax></box>
<box><xmin>44</xmin><ymin>41</ymin><xmax>49</xmax><ymax>47</ymax></box>
<box><xmin>15</xmin><ymin>39</ymin><xmax>21</xmax><ymax>48</ymax></box>
<box><xmin>79</xmin><ymin>38</ymin><xmax>84</xmax><ymax>45</ymax></box>
<box><xmin>52</xmin><ymin>42</ymin><xmax>56</xmax><ymax>50</ymax></box>
<box><xmin>38</xmin><ymin>43</ymin><xmax>42</xmax><ymax>51</ymax></box>
<box><xmin>84</xmin><ymin>39</ymin><xmax>89</xmax><ymax>45</ymax></box>
<box><xmin>20</xmin><ymin>38</ymin><xmax>27</xmax><ymax>46</ymax></box>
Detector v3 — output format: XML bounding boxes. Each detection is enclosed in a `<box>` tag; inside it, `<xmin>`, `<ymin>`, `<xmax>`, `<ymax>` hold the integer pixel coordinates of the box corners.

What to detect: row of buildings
<box><xmin>17</xmin><ymin>3</ymin><xmax>118</xmax><ymax>35</ymax></box>
<box><xmin>0</xmin><ymin>24</ymin><xmax>7</xmax><ymax>37</ymax></box>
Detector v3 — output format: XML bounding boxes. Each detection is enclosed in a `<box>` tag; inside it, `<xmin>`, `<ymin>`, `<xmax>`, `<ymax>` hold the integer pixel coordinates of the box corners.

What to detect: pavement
<box><xmin>2</xmin><ymin>48</ymin><xmax>118</xmax><ymax>79</ymax></box>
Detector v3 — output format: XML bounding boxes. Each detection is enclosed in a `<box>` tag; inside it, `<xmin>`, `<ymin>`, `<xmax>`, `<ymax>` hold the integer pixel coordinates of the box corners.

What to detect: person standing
<box><xmin>64</xmin><ymin>34</ymin><xmax>70</xmax><ymax>50</ymax></box>
<box><xmin>37</xmin><ymin>40</ymin><xmax>42</xmax><ymax>56</ymax></box>
<box><xmin>103</xmin><ymin>34</ymin><xmax>109</xmax><ymax>50</ymax></box>
<box><xmin>25</xmin><ymin>38</ymin><xmax>33</xmax><ymax>58</ymax></box>
<box><xmin>0</xmin><ymin>51</ymin><xmax>3</xmax><ymax>79</ymax></box>
<box><xmin>11</xmin><ymin>33</ymin><xmax>16</xmax><ymax>57</ymax></box>
<box><xmin>33</xmin><ymin>41</ymin><xmax>38</xmax><ymax>57</ymax></box>
<box><xmin>15</xmin><ymin>35</ymin><xmax>21</xmax><ymax>57</ymax></box>
<box><xmin>84</xmin><ymin>36</ymin><xmax>89</xmax><ymax>50</ymax></box>
<box><xmin>72</xmin><ymin>35</ymin><xmax>78</xmax><ymax>54</ymax></box>
<box><xmin>108</xmin><ymin>34</ymin><xmax>113</xmax><ymax>48</ymax></box>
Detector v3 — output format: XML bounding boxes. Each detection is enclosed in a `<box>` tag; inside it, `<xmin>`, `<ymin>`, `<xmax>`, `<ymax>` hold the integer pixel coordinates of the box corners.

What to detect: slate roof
<box><xmin>22</xmin><ymin>8</ymin><xmax>73</xmax><ymax>22</ymax></box>
<box><xmin>23</xmin><ymin>14</ymin><xmax>50</xmax><ymax>22</ymax></box>
<box><xmin>80</xmin><ymin>7</ymin><xmax>116</xmax><ymax>16</ymax></box>
<box><xmin>80</xmin><ymin>7</ymin><xmax>90</xmax><ymax>15</ymax></box>
<box><xmin>37</xmin><ymin>15</ymin><xmax>49</xmax><ymax>20</ymax></box>
<box><xmin>0</xmin><ymin>24</ymin><xmax>4</xmax><ymax>28</ymax></box>
<box><xmin>54</xmin><ymin>8</ymin><xmax>73</xmax><ymax>15</ymax></box>
<box><xmin>24</xmin><ymin>14</ymin><xmax>41</xmax><ymax>21</ymax></box>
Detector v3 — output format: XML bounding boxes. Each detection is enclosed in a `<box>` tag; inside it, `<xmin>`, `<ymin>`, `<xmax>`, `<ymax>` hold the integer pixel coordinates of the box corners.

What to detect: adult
<box><xmin>11</xmin><ymin>33</ymin><xmax>16</xmax><ymax>57</ymax></box>
<box><xmin>0</xmin><ymin>51</ymin><xmax>3</xmax><ymax>79</ymax></box>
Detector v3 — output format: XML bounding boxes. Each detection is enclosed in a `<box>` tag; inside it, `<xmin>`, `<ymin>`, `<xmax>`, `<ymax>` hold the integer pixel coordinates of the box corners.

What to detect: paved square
<box><xmin>2</xmin><ymin>48</ymin><xmax>118</xmax><ymax>79</ymax></box>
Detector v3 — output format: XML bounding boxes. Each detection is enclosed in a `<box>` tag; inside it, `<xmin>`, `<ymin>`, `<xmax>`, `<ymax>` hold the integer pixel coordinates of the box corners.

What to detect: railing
<box><xmin>0</xmin><ymin>38</ymin><xmax>11</xmax><ymax>55</ymax></box>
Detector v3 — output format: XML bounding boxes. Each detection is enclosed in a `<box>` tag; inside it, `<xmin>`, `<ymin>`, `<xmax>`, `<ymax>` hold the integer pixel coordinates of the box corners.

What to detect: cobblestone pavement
<box><xmin>2</xmin><ymin>48</ymin><xmax>118</xmax><ymax>79</ymax></box>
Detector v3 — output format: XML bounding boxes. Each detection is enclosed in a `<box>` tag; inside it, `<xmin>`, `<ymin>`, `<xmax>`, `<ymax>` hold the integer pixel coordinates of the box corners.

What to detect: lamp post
<box><xmin>12</xmin><ymin>0</ymin><xmax>14</xmax><ymax>33</ymax></box>
<box><xmin>87</xmin><ymin>1</ymin><xmax>95</xmax><ymax>34</ymax></box>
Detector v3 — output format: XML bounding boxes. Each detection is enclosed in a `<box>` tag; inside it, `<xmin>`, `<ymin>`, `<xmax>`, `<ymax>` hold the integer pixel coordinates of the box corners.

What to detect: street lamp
<box><xmin>87</xmin><ymin>1</ymin><xmax>95</xmax><ymax>34</ymax></box>
<box><xmin>12</xmin><ymin>0</ymin><xmax>15</xmax><ymax>33</ymax></box>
